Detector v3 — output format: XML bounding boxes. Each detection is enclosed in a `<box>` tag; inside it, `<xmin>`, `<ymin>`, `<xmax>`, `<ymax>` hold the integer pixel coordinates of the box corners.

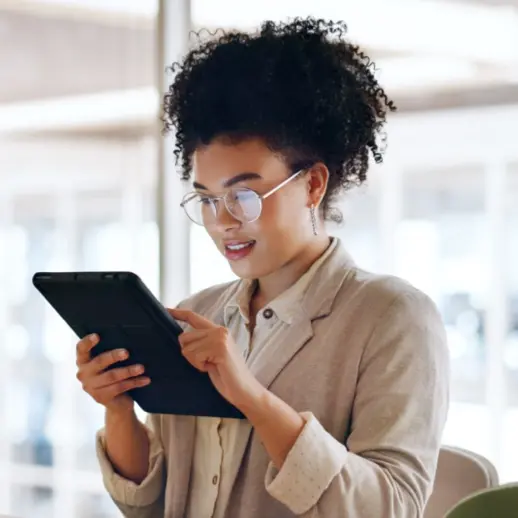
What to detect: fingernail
<box><xmin>141</xmin><ymin>377</ymin><xmax>151</xmax><ymax>385</ymax></box>
<box><xmin>132</xmin><ymin>364</ymin><xmax>144</xmax><ymax>374</ymax></box>
<box><xmin>117</xmin><ymin>349</ymin><xmax>128</xmax><ymax>359</ymax></box>
<box><xmin>89</xmin><ymin>334</ymin><xmax>98</xmax><ymax>343</ymax></box>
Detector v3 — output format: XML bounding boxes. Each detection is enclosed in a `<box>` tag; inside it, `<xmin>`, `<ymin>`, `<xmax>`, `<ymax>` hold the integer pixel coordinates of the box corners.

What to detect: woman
<box><xmin>76</xmin><ymin>18</ymin><xmax>449</xmax><ymax>518</ymax></box>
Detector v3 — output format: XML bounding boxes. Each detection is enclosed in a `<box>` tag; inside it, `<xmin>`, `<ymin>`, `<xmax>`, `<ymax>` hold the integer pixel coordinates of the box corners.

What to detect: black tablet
<box><xmin>32</xmin><ymin>271</ymin><xmax>244</xmax><ymax>419</ymax></box>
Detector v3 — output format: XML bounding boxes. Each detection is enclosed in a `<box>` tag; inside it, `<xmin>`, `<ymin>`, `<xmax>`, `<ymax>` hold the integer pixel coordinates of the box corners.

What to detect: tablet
<box><xmin>32</xmin><ymin>271</ymin><xmax>244</xmax><ymax>419</ymax></box>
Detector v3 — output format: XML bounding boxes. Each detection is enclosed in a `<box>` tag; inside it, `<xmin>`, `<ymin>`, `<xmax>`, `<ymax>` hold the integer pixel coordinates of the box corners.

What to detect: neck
<box><xmin>254</xmin><ymin>234</ymin><xmax>331</xmax><ymax>307</ymax></box>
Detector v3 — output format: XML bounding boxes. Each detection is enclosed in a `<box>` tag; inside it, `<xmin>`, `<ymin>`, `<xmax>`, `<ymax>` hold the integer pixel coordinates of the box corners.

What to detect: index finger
<box><xmin>76</xmin><ymin>334</ymin><xmax>99</xmax><ymax>366</ymax></box>
<box><xmin>168</xmin><ymin>308</ymin><xmax>214</xmax><ymax>330</ymax></box>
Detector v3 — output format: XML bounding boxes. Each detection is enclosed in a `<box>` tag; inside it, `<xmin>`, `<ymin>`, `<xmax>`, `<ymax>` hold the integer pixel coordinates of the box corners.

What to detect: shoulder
<box><xmin>342</xmin><ymin>267</ymin><xmax>448</xmax><ymax>364</ymax></box>
<box><xmin>176</xmin><ymin>279</ymin><xmax>240</xmax><ymax>315</ymax></box>
<box><xmin>331</xmin><ymin>265</ymin><xmax>446</xmax><ymax>349</ymax></box>
<box><xmin>345</xmin><ymin>265</ymin><xmax>441</xmax><ymax>320</ymax></box>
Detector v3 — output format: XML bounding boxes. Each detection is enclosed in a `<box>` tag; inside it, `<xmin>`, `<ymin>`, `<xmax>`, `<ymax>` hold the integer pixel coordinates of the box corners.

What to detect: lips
<box><xmin>225</xmin><ymin>241</ymin><xmax>255</xmax><ymax>251</ymax></box>
<box><xmin>223</xmin><ymin>240</ymin><xmax>256</xmax><ymax>261</ymax></box>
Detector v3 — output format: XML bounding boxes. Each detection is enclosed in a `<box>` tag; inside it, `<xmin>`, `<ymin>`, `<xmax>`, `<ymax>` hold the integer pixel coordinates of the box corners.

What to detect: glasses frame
<box><xmin>180</xmin><ymin>169</ymin><xmax>305</xmax><ymax>226</ymax></box>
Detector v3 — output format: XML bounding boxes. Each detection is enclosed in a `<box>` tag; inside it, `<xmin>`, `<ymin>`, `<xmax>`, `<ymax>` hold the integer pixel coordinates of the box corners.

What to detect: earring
<box><xmin>310</xmin><ymin>205</ymin><xmax>318</xmax><ymax>236</ymax></box>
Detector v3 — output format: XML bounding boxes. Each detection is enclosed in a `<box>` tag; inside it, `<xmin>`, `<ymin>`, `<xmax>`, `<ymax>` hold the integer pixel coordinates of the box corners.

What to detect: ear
<box><xmin>306</xmin><ymin>163</ymin><xmax>329</xmax><ymax>208</ymax></box>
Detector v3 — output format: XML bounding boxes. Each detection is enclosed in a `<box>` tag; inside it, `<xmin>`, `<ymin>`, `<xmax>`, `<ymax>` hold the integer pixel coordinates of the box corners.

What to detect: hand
<box><xmin>169</xmin><ymin>308</ymin><xmax>265</xmax><ymax>410</ymax></box>
<box><xmin>75</xmin><ymin>334</ymin><xmax>151</xmax><ymax>415</ymax></box>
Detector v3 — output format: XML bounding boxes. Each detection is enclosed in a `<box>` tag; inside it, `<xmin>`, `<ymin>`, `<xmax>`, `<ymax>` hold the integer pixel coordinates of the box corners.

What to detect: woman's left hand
<box><xmin>168</xmin><ymin>308</ymin><xmax>265</xmax><ymax>410</ymax></box>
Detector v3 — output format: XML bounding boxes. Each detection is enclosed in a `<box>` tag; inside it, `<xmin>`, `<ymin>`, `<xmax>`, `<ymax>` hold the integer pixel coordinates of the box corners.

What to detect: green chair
<box><xmin>446</xmin><ymin>484</ymin><xmax>518</xmax><ymax>518</ymax></box>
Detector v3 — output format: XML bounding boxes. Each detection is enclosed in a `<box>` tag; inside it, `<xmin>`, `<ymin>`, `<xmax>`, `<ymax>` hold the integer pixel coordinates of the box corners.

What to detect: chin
<box><xmin>217</xmin><ymin>241</ymin><xmax>277</xmax><ymax>280</ymax></box>
<box><xmin>227</xmin><ymin>254</ymin><xmax>276</xmax><ymax>280</ymax></box>
<box><xmin>228</xmin><ymin>260</ymin><xmax>263</xmax><ymax>280</ymax></box>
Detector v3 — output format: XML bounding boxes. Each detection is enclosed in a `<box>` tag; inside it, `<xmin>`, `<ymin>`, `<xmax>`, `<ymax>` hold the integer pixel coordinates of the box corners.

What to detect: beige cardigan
<box><xmin>97</xmin><ymin>241</ymin><xmax>449</xmax><ymax>517</ymax></box>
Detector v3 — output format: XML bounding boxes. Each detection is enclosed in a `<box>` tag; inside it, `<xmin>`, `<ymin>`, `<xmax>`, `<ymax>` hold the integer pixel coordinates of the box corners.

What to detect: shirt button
<box><xmin>212</xmin><ymin>475</ymin><xmax>218</xmax><ymax>485</ymax></box>
<box><xmin>263</xmin><ymin>308</ymin><xmax>274</xmax><ymax>319</ymax></box>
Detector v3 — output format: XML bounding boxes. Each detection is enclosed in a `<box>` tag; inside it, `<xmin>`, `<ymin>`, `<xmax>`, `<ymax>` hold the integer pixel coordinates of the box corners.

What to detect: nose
<box><xmin>210</xmin><ymin>200</ymin><xmax>241</xmax><ymax>232</ymax></box>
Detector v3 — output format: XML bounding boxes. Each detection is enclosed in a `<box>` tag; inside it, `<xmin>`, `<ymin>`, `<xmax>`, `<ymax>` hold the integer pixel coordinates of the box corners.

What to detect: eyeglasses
<box><xmin>180</xmin><ymin>169</ymin><xmax>305</xmax><ymax>226</ymax></box>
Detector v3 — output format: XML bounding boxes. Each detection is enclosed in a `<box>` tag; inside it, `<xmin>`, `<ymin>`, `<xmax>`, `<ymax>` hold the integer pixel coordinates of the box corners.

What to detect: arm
<box><xmin>247</xmin><ymin>291</ymin><xmax>450</xmax><ymax>517</ymax></box>
<box><xmin>241</xmin><ymin>391</ymin><xmax>305</xmax><ymax>469</ymax></box>
<box><xmin>97</xmin><ymin>412</ymin><xmax>166</xmax><ymax>518</ymax></box>
<box><xmin>104</xmin><ymin>408</ymin><xmax>150</xmax><ymax>483</ymax></box>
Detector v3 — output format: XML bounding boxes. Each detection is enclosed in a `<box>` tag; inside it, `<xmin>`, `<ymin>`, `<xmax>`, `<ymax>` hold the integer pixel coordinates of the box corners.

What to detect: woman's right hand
<box><xmin>75</xmin><ymin>334</ymin><xmax>151</xmax><ymax>414</ymax></box>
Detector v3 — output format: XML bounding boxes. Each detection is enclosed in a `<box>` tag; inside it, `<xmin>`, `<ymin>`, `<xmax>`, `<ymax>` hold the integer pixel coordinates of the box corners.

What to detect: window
<box><xmin>0</xmin><ymin>2</ymin><xmax>159</xmax><ymax>515</ymax></box>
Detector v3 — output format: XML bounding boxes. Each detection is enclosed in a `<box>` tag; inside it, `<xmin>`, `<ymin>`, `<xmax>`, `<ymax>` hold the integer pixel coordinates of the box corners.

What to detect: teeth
<box><xmin>227</xmin><ymin>241</ymin><xmax>254</xmax><ymax>251</ymax></box>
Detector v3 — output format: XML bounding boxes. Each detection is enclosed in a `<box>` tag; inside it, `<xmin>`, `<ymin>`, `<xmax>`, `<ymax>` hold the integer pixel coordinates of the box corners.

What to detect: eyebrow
<box><xmin>192</xmin><ymin>172</ymin><xmax>263</xmax><ymax>191</ymax></box>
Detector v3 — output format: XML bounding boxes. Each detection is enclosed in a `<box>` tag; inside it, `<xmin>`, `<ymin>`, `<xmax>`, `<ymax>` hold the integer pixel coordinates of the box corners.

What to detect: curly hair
<box><xmin>163</xmin><ymin>17</ymin><xmax>396</xmax><ymax>223</ymax></box>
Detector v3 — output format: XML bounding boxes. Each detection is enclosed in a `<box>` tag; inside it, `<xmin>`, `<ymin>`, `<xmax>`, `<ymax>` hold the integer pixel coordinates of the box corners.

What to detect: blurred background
<box><xmin>0</xmin><ymin>0</ymin><xmax>517</xmax><ymax>516</ymax></box>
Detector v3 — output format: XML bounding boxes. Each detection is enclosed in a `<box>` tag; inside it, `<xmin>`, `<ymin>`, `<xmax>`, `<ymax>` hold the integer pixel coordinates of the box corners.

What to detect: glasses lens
<box><xmin>227</xmin><ymin>189</ymin><xmax>261</xmax><ymax>222</ymax></box>
<box><xmin>182</xmin><ymin>189</ymin><xmax>262</xmax><ymax>225</ymax></box>
<box><xmin>182</xmin><ymin>194</ymin><xmax>216</xmax><ymax>225</ymax></box>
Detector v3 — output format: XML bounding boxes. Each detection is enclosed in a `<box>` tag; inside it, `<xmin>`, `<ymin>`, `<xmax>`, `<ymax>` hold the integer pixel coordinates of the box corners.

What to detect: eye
<box><xmin>199</xmin><ymin>195</ymin><xmax>216</xmax><ymax>205</ymax></box>
<box><xmin>234</xmin><ymin>189</ymin><xmax>257</xmax><ymax>202</ymax></box>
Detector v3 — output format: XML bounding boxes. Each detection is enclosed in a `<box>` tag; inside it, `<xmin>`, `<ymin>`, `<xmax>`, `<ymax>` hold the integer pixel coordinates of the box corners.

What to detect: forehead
<box><xmin>192</xmin><ymin>138</ymin><xmax>288</xmax><ymax>185</ymax></box>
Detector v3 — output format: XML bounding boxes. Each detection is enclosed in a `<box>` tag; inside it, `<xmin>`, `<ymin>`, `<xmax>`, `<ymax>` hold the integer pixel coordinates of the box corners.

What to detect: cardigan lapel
<box><xmin>249</xmin><ymin>243</ymin><xmax>355</xmax><ymax>390</ymax></box>
<box><xmin>249</xmin><ymin>315</ymin><xmax>314</xmax><ymax>389</ymax></box>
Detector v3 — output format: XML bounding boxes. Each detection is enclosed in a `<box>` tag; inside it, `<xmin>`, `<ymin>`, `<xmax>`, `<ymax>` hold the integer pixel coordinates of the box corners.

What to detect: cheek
<box><xmin>258</xmin><ymin>190</ymin><xmax>307</xmax><ymax>230</ymax></box>
<box><xmin>206</xmin><ymin>227</ymin><xmax>218</xmax><ymax>245</ymax></box>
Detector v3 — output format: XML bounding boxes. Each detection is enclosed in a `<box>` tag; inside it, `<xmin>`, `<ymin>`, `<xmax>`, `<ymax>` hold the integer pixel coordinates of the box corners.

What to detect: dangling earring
<box><xmin>310</xmin><ymin>205</ymin><xmax>318</xmax><ymax>236</ymax></box>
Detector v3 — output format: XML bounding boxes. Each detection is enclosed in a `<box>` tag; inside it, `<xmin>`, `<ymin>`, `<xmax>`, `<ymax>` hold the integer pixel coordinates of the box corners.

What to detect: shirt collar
<box><xmin>223</xmin><ymin>277</ymin><xmax>256</xmax><ymax>326</ymax></box>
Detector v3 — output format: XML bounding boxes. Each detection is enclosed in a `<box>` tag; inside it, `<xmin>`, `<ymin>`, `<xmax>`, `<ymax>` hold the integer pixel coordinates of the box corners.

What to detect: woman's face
<box><xmin>191</xmin><ymin>138</ymin><xmax>326</xmax><ymax>279</ymax></box>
